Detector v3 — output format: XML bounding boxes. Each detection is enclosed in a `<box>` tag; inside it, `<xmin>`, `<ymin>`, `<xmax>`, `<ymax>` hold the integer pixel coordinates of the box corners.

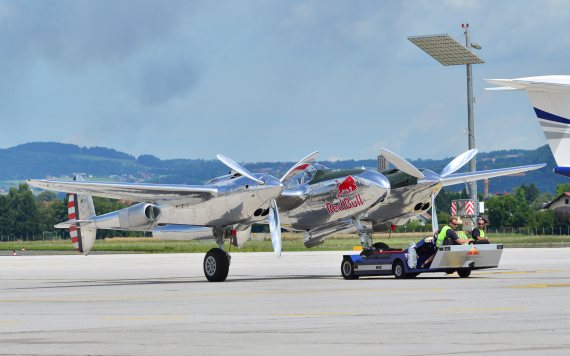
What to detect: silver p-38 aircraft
<box><xmin>276</xmin><ymin>148</ymin><xmax>544</xmax><ymax>251</ymax></box>
<box><xmin>29</xmin><ymin>153</ymin><xmax>318</xmax><ymax>282</ymax></box>
<box><xmin>29</xmin><ymin>149</ymin><xmax>544</xmax><ymax>282</ymax></box>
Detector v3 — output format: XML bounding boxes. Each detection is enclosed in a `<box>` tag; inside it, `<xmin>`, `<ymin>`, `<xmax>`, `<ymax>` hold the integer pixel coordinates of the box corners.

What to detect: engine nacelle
<box><xmin>91</xmin><ymin>203</ymin><xmax>161</xmax><ymax>231</ymax></box>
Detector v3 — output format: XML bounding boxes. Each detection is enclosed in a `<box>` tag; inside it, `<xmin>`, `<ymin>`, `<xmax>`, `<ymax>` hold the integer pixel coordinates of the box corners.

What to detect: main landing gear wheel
<box><xmin>203</xmin><ymin>248</ymin><xmax>230</xmax><ymax>282</ymax></box>
<box><xmin>392</xmin><ymin>259</ymin><xmax>406</xmax><ymax>279</ymax></box>
<box><xmin>457</xmin><ymin>269</ymin><xmax>471</xmax><ymax>278</ymax></box>
<box><xmin>341</xmin><ymin>258</ymin><xmax>359</xmax><ymax>280</ymax></box>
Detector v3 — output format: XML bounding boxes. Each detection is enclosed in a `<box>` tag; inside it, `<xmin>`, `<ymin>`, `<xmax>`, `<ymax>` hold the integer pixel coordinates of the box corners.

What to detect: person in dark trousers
<box><xmin>471</xmin><ymin>217</ymin><xmax>490</xmax><ymax>244</ymax></box>
<box><xmin>421</xmin><ymin>217</ymin><xmax>469</xmax><ymax>268</ymax></box>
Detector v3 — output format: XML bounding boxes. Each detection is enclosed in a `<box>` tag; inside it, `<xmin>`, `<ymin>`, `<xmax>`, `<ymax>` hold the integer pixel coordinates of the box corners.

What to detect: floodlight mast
<box><xmin>408</xmin><ymin>24</ymin><xmax>484</xmax><ymax>216</ymax></box>
<box><xmin>463</xmin><ymin>23</ymin><xmax>477</xmax><ymax>213</ymax></box>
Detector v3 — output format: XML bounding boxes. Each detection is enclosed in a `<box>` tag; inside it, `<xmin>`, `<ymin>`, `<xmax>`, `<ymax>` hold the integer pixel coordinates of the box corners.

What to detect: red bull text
<box><xmin>326</xmin><ymin>194</ymin><xmax>364</xmax><ymax>215</ymax></box>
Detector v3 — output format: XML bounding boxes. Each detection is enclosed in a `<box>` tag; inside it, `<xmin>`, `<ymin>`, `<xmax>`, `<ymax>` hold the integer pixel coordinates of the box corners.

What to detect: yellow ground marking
<box><xmin>477</xmin><ymin>269</ymin><xmax>561</xmax><ymax>275</ymax></box>
<box><xmin>102</xmin><ymin>315</ymin><xmax>186</xmax><ymax>321</ymax></box>
<box><xmin>509</xmin><ymin>283</ymin><xmax>570</xmax><ymax>289</ymax></box>
<box><xmin>0</xmin><ymin>320</ymin><xmax>18</xmax><ymax>324</ymax></box>
<box><xmin>443</xmin><ymin>307</ymin><xmax>520</xmax><ymax>314</ymax></box>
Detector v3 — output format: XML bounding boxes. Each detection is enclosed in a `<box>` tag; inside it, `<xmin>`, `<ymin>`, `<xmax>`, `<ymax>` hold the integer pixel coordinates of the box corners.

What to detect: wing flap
<box><xmin>28</xmin><ymin>179</ymin><xmax>218</xmax><ymax>203</ymax></box>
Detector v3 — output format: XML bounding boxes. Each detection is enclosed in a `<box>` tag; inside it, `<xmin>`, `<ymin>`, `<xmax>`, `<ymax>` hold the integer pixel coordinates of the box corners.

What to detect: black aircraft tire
<box><xmin>457</xmin><ymin>269</ymin><xmax>471</xmax><ymax>278</ymax></box>
<box><xmin>341</xmin><ymin>258</ymin><xmax>359</xmax><ymax>280</ymax></box>
<box><xmin>203</xmin><ymin>248</ymin><xmax>230</xmax><ymax>282</ymax></box>
<box><xmin>392</xmin><ymin>259</ymin><xmax>406</xmax><ymax>279</ymax></box>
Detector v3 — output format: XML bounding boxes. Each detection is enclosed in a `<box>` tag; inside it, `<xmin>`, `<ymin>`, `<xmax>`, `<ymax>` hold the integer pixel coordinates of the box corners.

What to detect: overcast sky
<box><xmin>0</xmin><ymin>0</ymin><xmax>567</xmax><ymax>162</ymax></box>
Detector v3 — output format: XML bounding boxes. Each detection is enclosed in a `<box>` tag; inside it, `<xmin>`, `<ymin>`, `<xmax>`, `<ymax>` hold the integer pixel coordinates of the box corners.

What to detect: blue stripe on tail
<box><xmin>533</xmin><ymin>108</ymin><xmax>570</xmax><ymax>125</ymax></box>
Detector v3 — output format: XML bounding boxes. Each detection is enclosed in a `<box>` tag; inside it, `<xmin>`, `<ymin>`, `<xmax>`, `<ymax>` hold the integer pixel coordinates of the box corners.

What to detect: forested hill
<box><xmin>0</xmin><ymin>142</ymin><xmax>566</xmax><ymax>194</ymax></box>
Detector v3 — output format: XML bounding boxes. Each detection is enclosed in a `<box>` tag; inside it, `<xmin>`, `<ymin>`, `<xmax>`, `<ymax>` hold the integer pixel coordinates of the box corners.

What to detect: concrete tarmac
<box><xmin>1</xmin><ymin>248</ymin><xmax>570</xmax><ymax>355</ymax></box>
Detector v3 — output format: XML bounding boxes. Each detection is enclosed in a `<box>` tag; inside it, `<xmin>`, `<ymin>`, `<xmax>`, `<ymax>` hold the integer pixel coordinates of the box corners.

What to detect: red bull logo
<box><xmin>336</xmin><ymin>176</ymin><xmax>358</xmax><ymax>198</ymax></box>
<box><xmin>325</xmin><ymin>176</ymin><xmax>364</xmax><ymax>215</ymax></box>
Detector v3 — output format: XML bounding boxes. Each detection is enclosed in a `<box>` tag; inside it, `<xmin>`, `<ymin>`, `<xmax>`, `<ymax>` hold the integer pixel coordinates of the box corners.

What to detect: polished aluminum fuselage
<box><xmin>363</xmin><ymin>169</ymin><xmax>441</xmax><ymax>226</ymax></box>
<box><xmin>279</xmin><ymin>170</ymin><xmax>390</xmax><ymax>230</ymax></box>
<box><xmin>157</xmin><ymin>174</ymin><xmax>282</xmax><ymax>228</ymax></box>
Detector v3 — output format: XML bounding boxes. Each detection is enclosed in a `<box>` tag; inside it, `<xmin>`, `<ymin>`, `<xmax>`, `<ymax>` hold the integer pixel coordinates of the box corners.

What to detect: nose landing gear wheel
<box><xmin>204</xmin><ymin>248</ymin><xmax>230</xmax><ymax>282</ymax></box>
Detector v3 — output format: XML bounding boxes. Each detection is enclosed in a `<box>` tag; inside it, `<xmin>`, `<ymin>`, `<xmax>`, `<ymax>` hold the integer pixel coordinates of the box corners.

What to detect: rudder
<box><xmin>68</xmin><ymin>175</ymin><xmax>97</xmax><ymax>255</ymax></box>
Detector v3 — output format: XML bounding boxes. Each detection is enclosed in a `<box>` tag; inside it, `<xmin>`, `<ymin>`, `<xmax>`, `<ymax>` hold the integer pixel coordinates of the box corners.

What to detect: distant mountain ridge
<box><xmin>0</xmin><ymin>142</ymin><xmax>565</xmax><ymax>194</ymax></box>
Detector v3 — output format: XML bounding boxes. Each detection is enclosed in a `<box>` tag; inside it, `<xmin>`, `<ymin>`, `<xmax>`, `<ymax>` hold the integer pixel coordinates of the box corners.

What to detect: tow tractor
<box><xmin>341</xmin><ymin>238</ymin><xmax>503</xmax><ymax>279</ymax></box>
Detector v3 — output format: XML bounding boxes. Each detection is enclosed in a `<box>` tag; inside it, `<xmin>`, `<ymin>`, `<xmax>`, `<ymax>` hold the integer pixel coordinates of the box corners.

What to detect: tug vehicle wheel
<box><xmin>457</xmin><ymin>269</ymin><xmax>471</xmax><ymax>278</ymax></box>
<box><xmin>203</xmin><ymin>248</ymin><xmax>230</xmax><ymax>282</ymax></box>
<box><xmin>392</xmin><ymin>259</ymin><xmax>406</xmax><ymax>279</ymax></box>
<box><xmin>341</xmin><ymin>258</ymin><xmax>359</xmax><ymax>280</ymax></box>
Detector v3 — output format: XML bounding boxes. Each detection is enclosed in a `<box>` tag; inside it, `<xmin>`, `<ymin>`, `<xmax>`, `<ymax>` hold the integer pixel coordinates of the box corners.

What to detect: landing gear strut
<box><xmin>353</xmin><ymin>218</ymin><xmax>374</xmax><ymax>252</ymax></box>
<box><xmin>203</xmin><ymin>227</ymin><xmax>232</xmax><ymax>282</ymax></box>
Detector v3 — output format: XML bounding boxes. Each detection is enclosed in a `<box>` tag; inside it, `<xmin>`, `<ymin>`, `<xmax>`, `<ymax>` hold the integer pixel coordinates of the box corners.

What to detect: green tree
<box><xmin>515</xmin><ymin>183</ymin><xmax>540</xmax><ymax>204</ymax></box>
<box><xmin>486</xmin><ymin>194</ymin><xmax>534</xmax><ymax>228</ymax></box>
<box><xmin>37</xmin><ymin>199</ymin><xmax>67</xmax><ymax>234</ymax></box>
<box><xmin>0</xmin><ymin>194</ymin><xmax>13</xmax><ymax>237</ymax></box>
<box><xmin>536</xmin><ymin>210</ymin><xmax>556</xmax><ymax>232</ymax></box>
<box><xmin>9</xmin><ymin>184</ymin><xmax>40</xmax><ymax>238</ymax></box>
<box><xmin>555</xmin><ymin>183</ymin><xmax>570</xmax><ymax>196</ymax></box>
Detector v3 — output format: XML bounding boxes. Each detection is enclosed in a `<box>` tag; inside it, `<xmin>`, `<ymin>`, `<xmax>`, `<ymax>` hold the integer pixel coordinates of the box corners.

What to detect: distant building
<box><xmin>377</xmin><ymin>155</ymin><xmax>388</xmax><ymax>171</ymax></box>
<box><xmin>409</xmin><ymin>212</ymin><xmax>432</xmax><ymax>226</ymax></box>
<box><xmin>543</xmin><ymin>192</ymin><xmax>570</xmax><ymax>211</ymax></box>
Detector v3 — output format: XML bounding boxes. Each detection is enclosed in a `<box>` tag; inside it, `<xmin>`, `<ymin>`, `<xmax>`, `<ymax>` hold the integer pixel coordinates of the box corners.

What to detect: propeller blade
<box><xmin>280</xmin><ymin>151</ymin><xmax>319</xmax><ymax>183</ymax></box>
<box><xmin>379</xmin><ymin>148</ymin><xmax>425</xmax><ymax>179</ymax></box>
<box><xmin>268</xmin><ymin>199</ymin><xmax>282</xmax><ymax>257</ymax></box>
<box><xmin>440</xmin><ymin>149</ymin><xmax>478</xmax><ymax>178</ymax></box>
<box><xmin>431</xmin><ymin>193</ymin><xmax>438</xmax><ymax>235</ymax></box>
<box><xmin>217</xmin><ymin>154</ymin><xmax>265</xmax><ymax>185</ymax></box>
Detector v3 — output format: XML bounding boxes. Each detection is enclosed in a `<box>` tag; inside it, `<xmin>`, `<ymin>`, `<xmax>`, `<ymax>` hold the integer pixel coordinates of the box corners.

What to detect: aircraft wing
<box><xmin>28</xmin><ymin>179</ymin><xmax>218</xmax><ymax>204</ymax></box>
<box><xmin>440</xmin><ymin>164</ymin><xmax>546</xmax><ymax>187</ymax></box>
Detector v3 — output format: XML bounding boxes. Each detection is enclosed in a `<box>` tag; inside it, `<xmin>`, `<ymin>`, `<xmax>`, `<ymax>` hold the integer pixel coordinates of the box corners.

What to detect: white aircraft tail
<box><xmin>485</xmin><ymin>76</ymin><xmax>570</xmax><ymax>169</ymax></box>
<box><xmin>68</xmin><ymin>175</ymin><xmax>97</xmax><ymax>255</ymax></box>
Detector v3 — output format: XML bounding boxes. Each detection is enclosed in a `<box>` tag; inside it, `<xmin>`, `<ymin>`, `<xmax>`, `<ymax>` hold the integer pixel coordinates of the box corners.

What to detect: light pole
<box><xmin>408</xmin><ymin>24</ymin><xmax>484</xmax><ymax>212</ymax></box>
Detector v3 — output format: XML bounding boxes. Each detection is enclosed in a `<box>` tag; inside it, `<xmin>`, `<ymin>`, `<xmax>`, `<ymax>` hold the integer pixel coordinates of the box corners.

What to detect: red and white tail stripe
<box><xmin>68</xmin><ymin>194</ymin><xmax>83</xmax><ymax>252</ymax></box>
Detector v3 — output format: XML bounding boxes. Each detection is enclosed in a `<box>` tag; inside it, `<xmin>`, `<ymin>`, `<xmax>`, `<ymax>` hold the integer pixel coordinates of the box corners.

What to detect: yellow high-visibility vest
<box><xmin>437</xmin><ymin>225</ymin><xmax>452</xmax><ymax>247</ymax></box>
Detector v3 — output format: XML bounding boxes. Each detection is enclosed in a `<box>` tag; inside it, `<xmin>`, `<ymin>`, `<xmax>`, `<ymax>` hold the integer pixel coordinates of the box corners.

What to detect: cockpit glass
<box><xmin>284</xmin><ymin>161</ymin><xmax>329</xmax><ymax>188</ymax></box>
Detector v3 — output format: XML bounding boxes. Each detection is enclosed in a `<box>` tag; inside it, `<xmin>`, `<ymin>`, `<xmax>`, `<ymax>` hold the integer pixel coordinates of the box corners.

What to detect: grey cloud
<box><xmin>137</xmin><ymin>59</ymin><xmax>199</xmax><ymax>105</ymax></box>
<box><xmin>0</xmin><ymin>0</ymin><xmax>197</xmax><ymax>69</ymax></box>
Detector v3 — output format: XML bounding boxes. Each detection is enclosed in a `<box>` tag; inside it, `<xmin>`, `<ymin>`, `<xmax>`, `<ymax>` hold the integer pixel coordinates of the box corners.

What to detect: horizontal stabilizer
<box><xmin>441</xmin><ymin>164</ymin><xmax>546</xmax><ymax>187</ymax></box>
<box><xmin>485</xmin><ymin>76</ymin><xmax>570</xmax><ymax>91</ymax></box>
<box><xmin>55</xmin><ymin>219</ymin><xmax>95</xmax><ymax>229</ymax></box>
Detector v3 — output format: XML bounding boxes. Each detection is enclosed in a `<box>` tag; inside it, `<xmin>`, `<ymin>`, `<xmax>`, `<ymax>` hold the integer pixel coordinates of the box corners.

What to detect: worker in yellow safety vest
<box><xmin>436</xmin><ymin>217</ymin><xmax>469</xmax><ymax>247</ymax></box>
<box><xmin>421</xmin><ymin>217</ymin><xmax>470</xmax><ymax>268</ymax></box>
<box><xmin>471</xmin><ymin>217</ymin><xmax>490</xmax><ymax>244</ymax></box>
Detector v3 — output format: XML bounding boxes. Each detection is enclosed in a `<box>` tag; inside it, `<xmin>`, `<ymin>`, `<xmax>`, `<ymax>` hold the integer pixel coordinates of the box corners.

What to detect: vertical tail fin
<box><xmin>68</xmin><ymin>175</ymin><xmax>97</xmax><ymax>255</ymax></box>
<box><xmin>485</xmin><ymin>76</ymin><xmax>570</xmax><ymax>169</ymax></box>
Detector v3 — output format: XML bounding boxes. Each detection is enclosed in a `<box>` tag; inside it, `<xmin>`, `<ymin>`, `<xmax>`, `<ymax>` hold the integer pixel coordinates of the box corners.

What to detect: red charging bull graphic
<box><xmin>336</xmin><ymin>176</ymin><xmax>358</xmax><ymax>197</ymax></box>
<box><xmin>326</xmin><ymin>176</ymin><xmax>364</xmax><ymax>215</ymax></box>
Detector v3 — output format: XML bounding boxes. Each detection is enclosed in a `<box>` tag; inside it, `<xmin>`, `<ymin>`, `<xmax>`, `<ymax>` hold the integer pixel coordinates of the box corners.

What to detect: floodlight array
<box><xmin>408</xmin><ymin>34</ymin><xmax>484</xmax><ymax>66</ymax></box>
